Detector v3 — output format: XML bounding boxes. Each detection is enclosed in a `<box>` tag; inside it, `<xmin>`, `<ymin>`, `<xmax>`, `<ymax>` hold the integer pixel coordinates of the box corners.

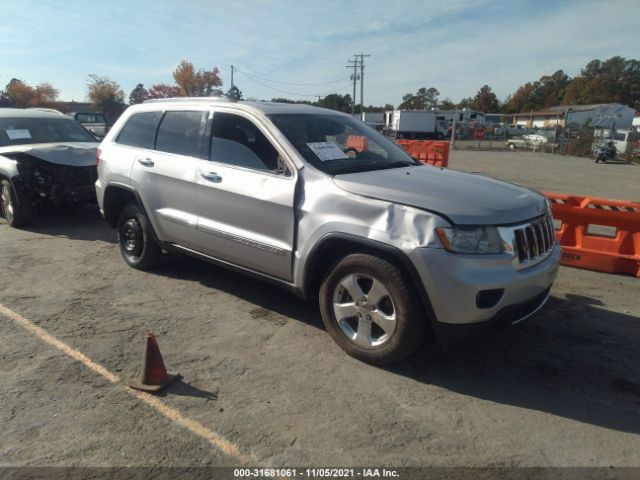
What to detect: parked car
<box><xmin>96</xmin><ymin>99</ymin><xmax>560</xmax><ymax>365</ymax></box>
<box><xmin>506</xmin><ymin>134</ymin><xmax>548</xmax><ymax>150</ymax></box>
<box><xmin>0</xmin><ymin>108</ymin><xmax>99</xmax><ymax>227</ymax></box>
<box><xmin>67</xmin><ymin>111</ymin><xmax>109</xmax><ymax>138</ymax></box>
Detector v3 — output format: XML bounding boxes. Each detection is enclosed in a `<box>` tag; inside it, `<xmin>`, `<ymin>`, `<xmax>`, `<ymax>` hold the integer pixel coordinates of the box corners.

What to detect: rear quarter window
<box><xmin>116</xmin><ymin>111</ymin><xmax>162</xmax><ymax>149</ymax></box>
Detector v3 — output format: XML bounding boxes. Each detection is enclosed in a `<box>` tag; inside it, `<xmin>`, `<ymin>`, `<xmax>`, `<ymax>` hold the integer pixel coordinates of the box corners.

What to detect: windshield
<box><xmin>0</xmin><ymin>117</ymin><xmax>96</xmax><ymax>147</ymax></box>
<box><xmin>269</xmin><ymin>113</ymin><xmax>418</xmax><ymax>175</ymax></box>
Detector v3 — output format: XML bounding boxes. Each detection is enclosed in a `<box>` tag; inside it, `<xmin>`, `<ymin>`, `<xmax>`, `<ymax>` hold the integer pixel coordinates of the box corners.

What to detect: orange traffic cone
<box><xmin>129</xmin><ymin>332</ymin><xmax>180</xmax><ymax>393</ymax></box>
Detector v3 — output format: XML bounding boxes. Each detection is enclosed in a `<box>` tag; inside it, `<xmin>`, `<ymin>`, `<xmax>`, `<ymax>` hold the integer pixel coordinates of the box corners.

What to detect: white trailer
<box><xmin>390</xmin><ymin>110</ymin><xmax>442</xmax><ymax>139</ymax></box>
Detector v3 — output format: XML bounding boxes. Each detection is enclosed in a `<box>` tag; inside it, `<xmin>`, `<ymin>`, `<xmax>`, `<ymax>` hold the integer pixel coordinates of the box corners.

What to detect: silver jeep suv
<box><xmin>95</xmin><ymin>98</ymin><xmax>560</xmax><ymax>365</ymax></box>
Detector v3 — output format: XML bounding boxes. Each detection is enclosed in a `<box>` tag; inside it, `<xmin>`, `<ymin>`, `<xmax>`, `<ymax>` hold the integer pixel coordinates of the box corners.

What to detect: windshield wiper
<box><xmin>331</xmin><ymin>164</ymin><xmax>380</xmax><ymax>175</ymax></box>
<box><xmin>379</xmin><ymin>160</ymin><xmax>419</xmax><ymax>170</ymax></box>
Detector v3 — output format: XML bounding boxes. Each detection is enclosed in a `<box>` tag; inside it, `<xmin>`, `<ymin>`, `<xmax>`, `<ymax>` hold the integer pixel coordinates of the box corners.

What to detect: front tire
<box><xmin>117</xmin><ymin>203</ymin><xmax>160</xmax><ymax>270</ymax></box>
<box><xmin>319</xmin><ymin>253</ymin><xmax>425</xmax><ymax>365</ymax></box>
<box><xmin>1</xmin><ymin>179</ymin><xmax>32</xmax><ymax>227</ymax></box>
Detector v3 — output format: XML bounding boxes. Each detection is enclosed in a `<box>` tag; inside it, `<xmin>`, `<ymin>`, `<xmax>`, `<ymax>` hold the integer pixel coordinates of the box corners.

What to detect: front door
<box><xmin>196</xmin><ymin>111</ymin><xmax>297</xmax><ymax>280</ymax></box>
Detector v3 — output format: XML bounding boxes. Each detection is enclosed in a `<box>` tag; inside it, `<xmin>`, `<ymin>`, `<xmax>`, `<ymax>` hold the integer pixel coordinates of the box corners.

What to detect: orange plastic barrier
<box><xmin>346</xmin><ymin>135</ymin><xmax>368</xmax><ymax>152</ymax></box>
<box><xmin>396</xmin><ymin>140</ymin><xmax>450</xmax><ymax>167</ymax></box>
<box><xmin>546</xmin><ymin>192</ymin><xmax>640</xmax><ymax>277</ymax></box>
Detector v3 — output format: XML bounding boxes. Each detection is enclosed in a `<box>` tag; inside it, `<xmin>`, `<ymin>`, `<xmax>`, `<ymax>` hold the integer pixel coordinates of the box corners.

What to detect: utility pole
<box><xmin>230</xmin><ymin>65</ymin><xmax>235</xmax><ymax>89</ymax></box>
<box><xmin>451</xmin><ymin>109</ymin><xmax>457</xmax><ymax>150</ymax></box>
<box><xmin>346</xmin><ymin>58</ymin><xmax>359</xmax><ymax>115</ymax></box>
<box><xmin>354</xmin><ymin>53</ymin><xmax>371</xmax><ymax>121</ymax></box>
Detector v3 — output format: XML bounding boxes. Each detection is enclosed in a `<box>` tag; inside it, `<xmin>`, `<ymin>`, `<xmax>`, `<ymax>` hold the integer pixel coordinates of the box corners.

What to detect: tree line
<box><xmin>1</xmin><ymin>56</ymin><xmax>638</xmax><ymax>119</ymax></box>
<box><xmin>0</xmin><ymin>60</ymin><xmax>235</xmax><ymax>120</ymax></box>
<box><xmin>398</xmin><ymin>56</ymin><xmax>640</xmax><ymax>114</ymax></box>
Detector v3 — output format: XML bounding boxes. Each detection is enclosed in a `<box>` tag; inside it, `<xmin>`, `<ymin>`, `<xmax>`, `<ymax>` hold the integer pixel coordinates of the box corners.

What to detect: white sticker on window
<box><xmin>306</xmin><ymin>142</ymin><xmax>349</xmax><ymax>161</ymax></box>
<box><xmin>5</xmin><ymin>129</ymin><xmax>32</xmax><ymax>140</ymax></box>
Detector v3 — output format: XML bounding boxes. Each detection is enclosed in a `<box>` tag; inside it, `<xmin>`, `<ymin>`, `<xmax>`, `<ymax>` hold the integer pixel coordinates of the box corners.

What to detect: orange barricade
<box><xmin>395</xmin><ymin>140</ymin><xmax>449</xmax><ymax>167</ymax></box>
<box><xmin>546</xmin><ymin>192</ymin><xmax>640</xmax><ymax>277</ymax></box>
<box><xmin>346</xmin><ymin>135</ymin><xmax>368</xmax><ymax>152</ymax></box>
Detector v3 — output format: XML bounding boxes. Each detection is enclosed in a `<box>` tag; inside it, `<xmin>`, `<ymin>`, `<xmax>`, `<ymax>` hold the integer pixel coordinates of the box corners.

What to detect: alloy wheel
<box><xmin>1</xmin><ymin>185</ymin><xmax>14</xmax><ymax>222</ymax></box>
<box><xmin>332</xmin><ymin>273</ymin><xmax>397</xmax><ymax>348</ymax></box>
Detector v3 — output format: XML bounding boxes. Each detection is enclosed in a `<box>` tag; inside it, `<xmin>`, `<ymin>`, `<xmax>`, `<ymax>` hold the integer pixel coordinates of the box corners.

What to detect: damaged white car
<box><xmin>0</xmin><ymin>108</ymin><xmax>98</xmax><ymax>227</ymax></box>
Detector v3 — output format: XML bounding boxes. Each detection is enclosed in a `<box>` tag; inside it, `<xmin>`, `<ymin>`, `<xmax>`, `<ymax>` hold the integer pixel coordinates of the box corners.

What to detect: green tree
<box><xmin>561</xmin><ymin>56</ymin><xmax>640</xmax><ymax>109</ymax></box>
<box><xmin>504</xmin><ymin>70</ymin><xmax>570</xmax><ymax>113</ymax></box>
<box><xmin>226</xmin><ymin>85</ymin><xmax>243</xmax><ymax>101</ymax></box>
<box><xmin>472</xmin><ymin>85</ymin><xmax>500</xmax><ymax>112</ymax></box>
<box><xmin>316</xmin><ymin>93</ymin><xmax>352</xmax><ymax>113</ymax></box>
<box><xmin>439</xmin><ymin>98</ymin><xmax>456</xmax><ymax>110</ymax></box>
<box><xmin>129</xmin><ymin>83</ymin><xmax>148</xmax><ymax>104</ymax></box>
<box><xmin>457</xmin><ymin>97</ymin><xmax>474</xmax><ymax>109</ymax></box>
<box><xmin>86</xmin><ymin>74</ymin><xmax>125</xmax><ymax>120</ymax></box>
<box><xmin>398</xmin><ymin>87</ymin><xmax>439</xmax><ymax>110</ymax></box>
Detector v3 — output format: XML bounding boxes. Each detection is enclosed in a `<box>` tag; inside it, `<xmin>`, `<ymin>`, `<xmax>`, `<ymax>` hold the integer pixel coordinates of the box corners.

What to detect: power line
<box><xmin>233</xmin><ymin>67</ymin><xmax>348</xmax><ymax>86</ymax></box>
<box><xmin>235</xmin><ymin>69</ymin><xmax>352</xmax><ymax>98</ymax></box>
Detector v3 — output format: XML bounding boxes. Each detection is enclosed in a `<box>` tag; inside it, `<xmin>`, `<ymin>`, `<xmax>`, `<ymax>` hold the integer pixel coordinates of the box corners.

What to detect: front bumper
<box><xmin>409</xmin><ymin>244</ymin><xmax>561</xmax><ymax>329</ymax></box>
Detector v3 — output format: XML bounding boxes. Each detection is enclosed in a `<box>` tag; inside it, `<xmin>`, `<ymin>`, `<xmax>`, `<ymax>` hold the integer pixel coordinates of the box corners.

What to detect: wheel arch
<box><xmin>103</xmin><ymin>184</ymin><xmax>142</xmax><ymax>228</ymax></box>
<box><xmin>302</xmin><ymin>233</ymin><xmax>438</xmax><ymax>327</ymax></box>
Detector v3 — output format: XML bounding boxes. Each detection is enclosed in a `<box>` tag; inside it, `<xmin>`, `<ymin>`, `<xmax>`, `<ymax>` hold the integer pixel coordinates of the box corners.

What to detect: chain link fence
<box><xmin>450</xmin><ymin>125</ymin><xmax>640</xmax><ymax>163</ymax></box>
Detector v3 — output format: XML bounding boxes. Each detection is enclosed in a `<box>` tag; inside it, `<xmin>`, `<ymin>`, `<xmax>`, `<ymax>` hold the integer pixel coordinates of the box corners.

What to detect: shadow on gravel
<box><xmin>152</xmin><ymin>253</ymin><xmax>640</xmax><ymax>432</ymax></box>
<box><xmin>151</xmin><ymin>254</ymin><xmax>325</xmax><ymax>331</ymax></box>
<box><xmin>390</xmin><ymin>293</ymin><xmax>640</xmax><ymax>434</ymax></box>
<box><xmin>161</xmin><ymin>378</ymin><xmax>218</xmax><ymax>401</ymax></box>
<box><xmin>15</xmin><ymin>204</ymin><xmax>116</xmax><ymax>243</ymax></box>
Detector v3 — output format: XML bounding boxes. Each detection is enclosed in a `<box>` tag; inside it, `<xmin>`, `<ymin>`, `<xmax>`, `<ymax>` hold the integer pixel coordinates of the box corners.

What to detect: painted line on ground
<box><xmin>0</xmin><ymin>302</ymin><xmax>249</xmax><ymax>463</ymax></box>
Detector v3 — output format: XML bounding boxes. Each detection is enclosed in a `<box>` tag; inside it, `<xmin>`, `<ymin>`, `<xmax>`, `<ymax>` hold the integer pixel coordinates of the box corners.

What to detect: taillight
<box><xmin>96</xmin><ymin>148</ymin><xmax>102</xmax><ymax>168</ymax></box>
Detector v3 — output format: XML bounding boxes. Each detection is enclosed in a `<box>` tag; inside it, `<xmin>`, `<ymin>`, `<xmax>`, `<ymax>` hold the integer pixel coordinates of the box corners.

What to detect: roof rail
<box><xmin>143</xmin><ymin>96</ymin><xmax>232</xmax><ymax>104</ymax></box>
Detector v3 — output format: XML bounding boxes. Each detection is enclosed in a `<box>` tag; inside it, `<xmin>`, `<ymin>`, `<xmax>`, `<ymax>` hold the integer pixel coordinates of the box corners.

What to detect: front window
<box><xmin>0</xmin><ymin>117</ymin><xmax>96</xmax><ymax>146</ymax></box>
<box><xmin>269</xmin><ymin>113</ymin><xmax>417</xmax><ymax>175</ymax></box>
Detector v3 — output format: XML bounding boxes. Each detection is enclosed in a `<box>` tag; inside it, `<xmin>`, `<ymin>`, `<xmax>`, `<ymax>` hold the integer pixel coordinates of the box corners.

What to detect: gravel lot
<box><xmin>1</xmin><ymin>150</ymin><xmax>639</xmax><ymax>471</ymax></box>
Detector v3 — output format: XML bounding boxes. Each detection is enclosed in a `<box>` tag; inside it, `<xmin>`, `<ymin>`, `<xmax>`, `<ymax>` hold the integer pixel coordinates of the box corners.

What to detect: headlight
<box><xmin>436</xmin><ymin>226</ymin><xmax>505</xmax><ymax>254</ymax></box>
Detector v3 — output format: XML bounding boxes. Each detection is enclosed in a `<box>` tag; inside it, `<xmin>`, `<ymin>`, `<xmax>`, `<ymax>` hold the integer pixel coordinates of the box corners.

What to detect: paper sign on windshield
<box><xmin>6</xmin><ymin>129</ymin><xmax>32</xmax><ymax>140</ymax></box>
<box><xmin>306</xmin><ymin>142</ymin><xmax>349</xmax><ymax>161</ymax></box>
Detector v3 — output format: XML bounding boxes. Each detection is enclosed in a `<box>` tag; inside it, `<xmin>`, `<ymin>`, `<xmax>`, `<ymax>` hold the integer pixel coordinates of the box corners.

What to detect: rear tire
<box><xmin>319</xmin><ymin>253</ymin><xmax>425</xmax><ymax>365</ymax></box>
<box><xmin>117</xmin><ymin>203</ymin><xmax>160</xmax><ymax>270</ymax></box>
<box><xmin>1</xmin><ymin>179</ymin><xmax>32</xmax><ymax>227</ymax></box>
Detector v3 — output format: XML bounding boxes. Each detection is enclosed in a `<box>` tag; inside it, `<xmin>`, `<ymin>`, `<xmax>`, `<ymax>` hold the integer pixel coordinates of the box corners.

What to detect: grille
<box><xmin>513</xmin><ymin>214</ymin><xmax>555</xmax><ymax>266</ymax></box>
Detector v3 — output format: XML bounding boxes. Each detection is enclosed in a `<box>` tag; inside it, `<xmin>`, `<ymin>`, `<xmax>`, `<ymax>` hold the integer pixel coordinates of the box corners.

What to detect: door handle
<box><xmin>137</xmin><ymin>158</ymin><xmax>154</xmax><ymax>167</ymax></box>
<box><xmin>200</xmin><ymin>171</ymin><xmax>222</xmax><ymax>183</ymax></box>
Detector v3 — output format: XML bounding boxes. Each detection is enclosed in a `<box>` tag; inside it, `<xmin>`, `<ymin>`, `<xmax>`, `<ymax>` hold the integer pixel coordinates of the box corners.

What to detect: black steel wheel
<box><xmin>117</xmin><ymin>203</ymin><xmax>160</xmax><ymax>270</ymax></box>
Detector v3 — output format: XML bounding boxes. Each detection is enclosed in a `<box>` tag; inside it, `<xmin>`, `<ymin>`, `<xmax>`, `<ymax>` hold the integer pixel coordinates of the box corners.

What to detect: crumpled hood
<box><xmin>0</xmin><ymin>142</ymin><xmax>97</xmax><ymax>167</ymax></box>
<box><xmin>333</xmin><ymin>165</ymin><xmax>548</xmax><ymax>225</ymax></box>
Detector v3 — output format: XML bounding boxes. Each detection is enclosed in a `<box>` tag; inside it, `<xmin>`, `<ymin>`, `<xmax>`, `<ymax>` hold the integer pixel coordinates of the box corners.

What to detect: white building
<box><xmin>511</xmin><ymin>103</ymin><xmax>636</xmax><ymax>130</ymax></box>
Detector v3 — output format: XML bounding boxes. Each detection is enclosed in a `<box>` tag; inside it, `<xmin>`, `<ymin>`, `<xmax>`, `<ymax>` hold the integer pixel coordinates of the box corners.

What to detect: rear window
<box><xmin>116</xmin><ymin>111</ymin><xmax>162</xmax><ymax>149</ymax></box>
<box><xmin>155</xmin><ymin>111</ymin><xmax>206</xmax><ymax>158</ymax></box>
<box><xmin>76</xmin><ymin>113</ymin><xmax>106</xmax><ymax>124</ymax></box>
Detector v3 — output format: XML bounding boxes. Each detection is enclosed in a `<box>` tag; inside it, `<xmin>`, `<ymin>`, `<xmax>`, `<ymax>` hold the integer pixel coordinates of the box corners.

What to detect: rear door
<box><xmin>129</xmin><ymin>108</ymin><xmax>208</xmax><ymax>249</ymax></box>
<box><xmin>195</xmin><ymin>110</ymin><xmax>297</xmax><ymax>280</ymax></box>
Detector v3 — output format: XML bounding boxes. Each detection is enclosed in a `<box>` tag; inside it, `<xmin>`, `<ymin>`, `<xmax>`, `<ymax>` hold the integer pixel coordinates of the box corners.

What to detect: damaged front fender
<box><xmin>294</xmin><ymin>166</ymin><xmax>451</xmax><ymax>287</ymax></box>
